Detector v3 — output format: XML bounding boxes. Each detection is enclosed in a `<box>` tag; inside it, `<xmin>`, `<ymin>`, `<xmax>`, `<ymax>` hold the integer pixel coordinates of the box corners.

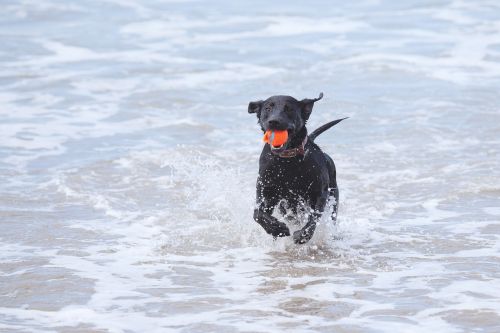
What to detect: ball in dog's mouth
<box><xmin>263</xmin><ymin>130</ymin><xmax>288</xmax><ymax>150</ymax></box>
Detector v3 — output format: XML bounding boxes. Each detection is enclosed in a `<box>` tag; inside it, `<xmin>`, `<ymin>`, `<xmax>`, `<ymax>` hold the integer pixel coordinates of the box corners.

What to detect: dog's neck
<box><xmin>288</xmin><ymin>127</ymin><xmax>307</xmax><ymax>148</ymax></box>
<box><xmin>272</xmin><ymin>127</ymin><xmax>308</xmax><ymax>158</ymax></box>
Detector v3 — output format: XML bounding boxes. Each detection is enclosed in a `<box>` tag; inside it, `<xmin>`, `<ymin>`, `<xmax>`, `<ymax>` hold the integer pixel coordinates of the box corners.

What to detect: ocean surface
<box><xmin>1</xmin><ymin>0</ymin><xmax>500</xmax><ymax>332</ymax></box>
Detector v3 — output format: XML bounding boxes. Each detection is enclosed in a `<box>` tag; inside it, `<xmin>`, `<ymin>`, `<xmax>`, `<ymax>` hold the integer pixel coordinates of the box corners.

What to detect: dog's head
<box><xmin>248</xmin><ymin>93</ymin><xmax>323</xmax><ymax>152</ymax></box>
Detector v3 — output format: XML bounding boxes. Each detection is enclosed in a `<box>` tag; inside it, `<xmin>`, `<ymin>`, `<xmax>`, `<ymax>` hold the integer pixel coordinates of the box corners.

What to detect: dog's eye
<box><xmin>284</xmin><ymin>105</ymin><xmax>293</xmax><ymax>115</ymax></box>
<box><xmin>265</xmin><ymin>106</ymin><xmax>272</xmax><ymax>112</ymax></box>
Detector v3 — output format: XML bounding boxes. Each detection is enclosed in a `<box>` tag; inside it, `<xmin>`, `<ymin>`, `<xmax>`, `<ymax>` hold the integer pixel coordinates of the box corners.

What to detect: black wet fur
<box><xmin>248</xmin><ymin>92</ymin><xmax>345</xmax><ymax>244</ymax></box>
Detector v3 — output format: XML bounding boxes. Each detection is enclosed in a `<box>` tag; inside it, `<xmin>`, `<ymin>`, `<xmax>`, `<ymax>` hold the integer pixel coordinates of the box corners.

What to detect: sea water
<box><xmin>1</xmin><ymin>0</ymin><xmax>500</xmax><ymax>332</ymax></box>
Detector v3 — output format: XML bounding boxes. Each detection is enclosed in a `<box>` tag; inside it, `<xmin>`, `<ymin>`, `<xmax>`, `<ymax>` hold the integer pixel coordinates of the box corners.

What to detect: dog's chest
<box><xmin>259</xmin><ymin>156</ymin><xmax>327</xmax><ymax>198</ymax></box>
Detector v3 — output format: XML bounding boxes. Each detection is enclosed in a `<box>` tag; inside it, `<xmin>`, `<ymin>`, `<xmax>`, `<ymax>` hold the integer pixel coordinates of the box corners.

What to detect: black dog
<box><xmin>248</xmin><ymin>93</ymin><xmax>346</xmax><ymax>244</ymax></box>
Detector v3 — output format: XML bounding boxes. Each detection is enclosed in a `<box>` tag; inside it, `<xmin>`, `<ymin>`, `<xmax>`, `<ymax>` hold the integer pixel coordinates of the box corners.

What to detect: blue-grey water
<box><xmin>1</xmin><ymin>0</ymin><xmax>500</xmax><ymax>332</ymax></box>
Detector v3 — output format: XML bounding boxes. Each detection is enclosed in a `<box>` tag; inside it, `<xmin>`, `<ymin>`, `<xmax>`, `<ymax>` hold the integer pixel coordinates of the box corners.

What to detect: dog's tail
<box><xmin>309</xmin><ymin>117</ymin><xmax>348</xmax><ymax>142</ymax></box>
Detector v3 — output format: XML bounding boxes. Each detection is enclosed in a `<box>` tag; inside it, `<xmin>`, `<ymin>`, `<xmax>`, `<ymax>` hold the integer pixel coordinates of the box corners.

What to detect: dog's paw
<box><xmin>272</xmin><ymin>223</ymin><xmax>290</xmax><ymax>238</ymax></box>
<box><xmin>293</xmin><ymin>229</ymin><xmax>312</xmax><ymax>244</ymax></box>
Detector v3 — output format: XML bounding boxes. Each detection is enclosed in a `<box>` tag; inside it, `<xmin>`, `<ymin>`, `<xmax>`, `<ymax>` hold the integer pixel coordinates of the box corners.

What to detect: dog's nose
<box><xmin>267</xmin><ymin>119</ymin><xmax>281</xmax><ymax>128</ymax></box>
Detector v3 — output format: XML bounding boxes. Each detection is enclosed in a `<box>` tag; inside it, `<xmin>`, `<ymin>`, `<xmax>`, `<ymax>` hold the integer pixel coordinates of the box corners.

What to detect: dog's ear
<box><xmin>300</xmin><ymin>92</ymin><xmax>323</xmax><ymax>120</ymax></box>
<box><xmin>248</xmin><ymin>100</ymin><xmax>263</xmax><ymax>117</ymax></box>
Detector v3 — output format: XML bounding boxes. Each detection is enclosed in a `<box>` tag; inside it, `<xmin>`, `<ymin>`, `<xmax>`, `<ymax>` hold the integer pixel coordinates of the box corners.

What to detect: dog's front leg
<box><xmin>293</xmin><ymin>191</ymin><xmax>328</xmax><ymax>244</ymax></box>
<box><xmin>292</xmin><ymin>212</ymin><xmax>320</xmax><ymax>244</ymax></box>
<box><xmin>253</xmin><ymin>207</ymin><xmax>290</xmax><ymax>238</ymax></box>
<box><xmin>253</xmin><ymin>184</ymin><xmax>290</xmax><ymax>238</ymax></box>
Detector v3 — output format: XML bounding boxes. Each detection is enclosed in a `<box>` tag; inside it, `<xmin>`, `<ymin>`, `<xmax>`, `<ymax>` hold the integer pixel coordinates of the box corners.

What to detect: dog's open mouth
<box><xmin>264</xmin><ymin>129</ymin><xmax>292</xmax><ymax>153</ymax></box>
<box><xmin>270</xmin><ymin>143</ymin><xmax>287</xmax><ymax>153</ymax></box>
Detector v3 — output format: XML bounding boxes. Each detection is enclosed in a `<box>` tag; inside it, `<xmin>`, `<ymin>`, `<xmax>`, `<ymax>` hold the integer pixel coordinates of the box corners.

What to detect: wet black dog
<box><xmin>248</xmin><ymin>93</ymin><xmax>346</xmax><ymax>244</ymax></box>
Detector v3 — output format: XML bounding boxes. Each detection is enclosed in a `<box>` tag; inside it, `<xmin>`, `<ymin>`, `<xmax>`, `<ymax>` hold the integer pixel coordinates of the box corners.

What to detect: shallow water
<box><xmin>1</xmin><ymin>0</ymin><xmax>500</xmax><ymax>332</ymax></box>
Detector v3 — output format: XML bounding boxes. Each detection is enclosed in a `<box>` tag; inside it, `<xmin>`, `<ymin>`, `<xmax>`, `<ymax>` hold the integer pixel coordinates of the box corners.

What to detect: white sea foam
<box><xmin>121</xmin><ymin>15</ymin><xmax>368</xmax><ymax>43</ymax></box>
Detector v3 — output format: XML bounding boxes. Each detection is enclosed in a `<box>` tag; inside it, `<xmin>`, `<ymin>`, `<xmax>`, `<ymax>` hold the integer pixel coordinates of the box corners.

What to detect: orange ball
<box><xmin>263</xmin><ymin>130</ymin><xmax>288</xmax><ymax>147</ymax></box>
